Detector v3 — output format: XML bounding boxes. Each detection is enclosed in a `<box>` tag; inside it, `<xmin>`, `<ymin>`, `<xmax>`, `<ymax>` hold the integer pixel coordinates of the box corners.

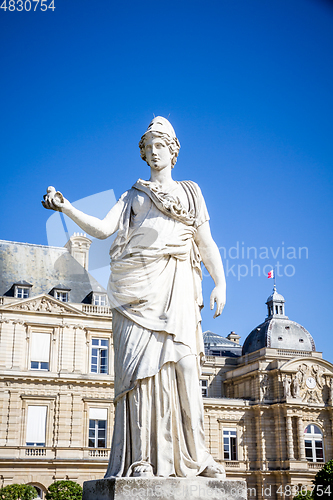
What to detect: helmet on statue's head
<box><xmin>139</xmin><ymin>116</ymin><xmax>180</xmax><ymax>168</ymax></box>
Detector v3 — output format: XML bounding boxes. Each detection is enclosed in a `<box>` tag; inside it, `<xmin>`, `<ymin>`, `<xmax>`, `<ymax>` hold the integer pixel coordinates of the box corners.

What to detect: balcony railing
<box><xmin>25</xmin><ymin>447</ymin><xmax>46</xmax><ymax>456</ymax></box>
<box><xmin>82</xmin><ymin>305</ymin><xmax>112</xmax><ymax>316</ymax></box>
<box><xmin>308</xmin><ymin>462</ymin><xmax>324</xmax><ymax>469</ymax></box>
<box><xmin>0</xmin><ymin>446</ymin><xmax>111</xmax><ymax>461</ymax></box>
<box><xmin>88</xmin><ymin>449</ymin><xmax>109</xmax><ymax>458</ymax></box>
<box><xmin>225</xmin><ymin>461</ymin><xmax>240</xmax><ymax>468</ymax></box>
<box><xmin>277</xmin><ymin>349</ymin><xmax>310</xmax><ymax>357</ymax></box>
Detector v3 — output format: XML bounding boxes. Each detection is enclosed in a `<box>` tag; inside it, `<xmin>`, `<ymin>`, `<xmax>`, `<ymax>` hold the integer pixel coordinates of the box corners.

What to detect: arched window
<box><xmin>304</xmin><ymin>424</ymin><xmax>324</xmax><ymax>462</ymax></box>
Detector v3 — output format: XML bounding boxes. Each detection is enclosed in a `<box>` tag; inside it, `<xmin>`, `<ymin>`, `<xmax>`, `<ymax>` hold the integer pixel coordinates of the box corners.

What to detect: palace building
<box><xmin>0</xmin><ymin>237</ymin><xmax>332</xmax><ymax>500</ymax></box>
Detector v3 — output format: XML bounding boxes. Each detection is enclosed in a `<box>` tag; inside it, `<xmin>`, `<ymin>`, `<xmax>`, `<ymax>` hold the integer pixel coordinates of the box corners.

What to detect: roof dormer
<box><xmin>14</xmin><ymin>281</ymin><xmax>33</xmax><ymax>299</ymax></box>
<box><xmin>49</xmin><ymin>284</ymin><xmax>71</xmax><ymax>303</ymax></box>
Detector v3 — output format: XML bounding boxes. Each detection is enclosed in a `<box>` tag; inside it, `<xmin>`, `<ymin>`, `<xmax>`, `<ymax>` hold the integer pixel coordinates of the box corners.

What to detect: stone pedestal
<box><xmin>83</xmin><ymin>477</ymin><xmax>247</xmax><ymax>500</ymax></box>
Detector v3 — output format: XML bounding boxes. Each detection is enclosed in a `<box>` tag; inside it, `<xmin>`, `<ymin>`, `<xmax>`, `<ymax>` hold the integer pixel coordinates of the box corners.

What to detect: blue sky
<box><xmin>1</xmin><ymin>0</ymin><xmax>333</xmax><ymax>360</ymax></box>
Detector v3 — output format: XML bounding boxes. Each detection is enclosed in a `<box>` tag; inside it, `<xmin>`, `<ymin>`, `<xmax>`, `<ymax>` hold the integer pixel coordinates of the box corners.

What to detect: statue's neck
<box><xmin>149</xmin><ymin>167</ymin><xmax>177</xmax><ymax>192</ymax></box>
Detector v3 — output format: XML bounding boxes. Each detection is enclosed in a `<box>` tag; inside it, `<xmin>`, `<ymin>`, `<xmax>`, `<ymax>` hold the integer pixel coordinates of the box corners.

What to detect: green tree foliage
<box><xmin>293</xmin><ymin>491</ymin><xmax>313</xmax><ymax>500</ymax></box>
<box><xmin>46</xmin><ymin>481</ymin><xmax>82</xmax><ymax>500</ymax></box>
<box><xmin>312</xmin><ymin>459</ymin><xmax>333</xmax><ymax>500</ymax></box>
<box><xmin>0</xmin><ymin>484</ymin><xmax>38</xmax><ymax>500</ymax></box>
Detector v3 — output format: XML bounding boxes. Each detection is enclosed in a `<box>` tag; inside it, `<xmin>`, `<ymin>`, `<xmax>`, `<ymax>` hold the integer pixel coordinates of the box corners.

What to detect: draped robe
<box><xmin>105</xmin><ymin>179</ymin><xmax>218</xmax><ymax>478</ymax></box>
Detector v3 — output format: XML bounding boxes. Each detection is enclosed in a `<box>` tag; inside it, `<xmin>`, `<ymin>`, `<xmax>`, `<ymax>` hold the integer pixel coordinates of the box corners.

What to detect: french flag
<box><xmin>267</xmin><ymin>269</ymin><xmax>275</xmax><ymax>279</ymax></box>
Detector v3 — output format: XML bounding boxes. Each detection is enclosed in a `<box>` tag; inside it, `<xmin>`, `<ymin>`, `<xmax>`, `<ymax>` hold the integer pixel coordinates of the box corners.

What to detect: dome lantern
<box><xmin>266</xmin><ymin>284</ymin><xmax>286</xmax><ymax>318</ymax></box>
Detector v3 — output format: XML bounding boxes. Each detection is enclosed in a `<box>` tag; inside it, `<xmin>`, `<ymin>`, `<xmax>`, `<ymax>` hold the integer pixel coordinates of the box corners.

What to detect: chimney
<box><xmin>227</xmin><ymin>331</ymin><xmax>241</xmax><ymax>344</ymax></box>
<box><xmin>64</xmin><ymin>233</ymin><xmax>92</xmax><ymax>270</ymax></box>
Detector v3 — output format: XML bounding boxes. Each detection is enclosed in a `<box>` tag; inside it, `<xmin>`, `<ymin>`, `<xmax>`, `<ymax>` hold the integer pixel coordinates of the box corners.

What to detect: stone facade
<box><xmin>0</xmin><ymin>239</ymin><xmax>332</xmax><ymax>500</ymax></box>
<box><xmin>0</xmin><ymin>293</ymin><xmax>114</xmax><ymax>494</ymax></box>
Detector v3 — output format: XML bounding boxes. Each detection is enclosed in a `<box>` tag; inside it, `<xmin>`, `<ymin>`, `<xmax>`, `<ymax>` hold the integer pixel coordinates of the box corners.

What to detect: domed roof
<box><xmin>203</xmin><ymin>331</ymin><xmax>236</xmax><ymax>347</ymax></box>
<box><xmin>242</xmin><ymin>318</ymin><xmax>315</xmax><ymax>355</ymax></box>
<box><xmin>242</xmin><ymin>287</ymin><xmax>315</xmax><ymax>355</ymax></box>
<box><xmin>203</xmin><ymin>331</ymin><xmax>242</xmax><ymax>357</ymax></box>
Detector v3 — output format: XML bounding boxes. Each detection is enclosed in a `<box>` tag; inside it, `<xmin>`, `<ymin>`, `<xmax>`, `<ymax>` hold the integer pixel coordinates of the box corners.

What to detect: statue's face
<box><xmin>144</xmin><ymin>134</ymin><xmax>172</xmax><ymax>171</ymax></box>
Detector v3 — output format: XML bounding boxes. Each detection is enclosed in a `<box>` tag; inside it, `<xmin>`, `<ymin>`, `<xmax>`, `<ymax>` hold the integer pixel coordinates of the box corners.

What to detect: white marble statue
<box><xmin>42</xmin><ymin>117</ymin><xmax>226</xmax><ymax>479</ymax></box>
<box><xmin>291</xmin><ymin>374</ymin><xmax>300</xmax><ymax>398</ymax></box>
<box><xmin>283</xmin><ymin>375</ymin><xmax>291</xmax><ymax>398</ymax></box>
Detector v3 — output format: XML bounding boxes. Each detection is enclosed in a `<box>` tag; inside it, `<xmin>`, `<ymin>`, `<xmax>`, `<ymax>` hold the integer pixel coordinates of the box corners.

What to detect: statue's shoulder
<box><xmin>118</xmin><ymin>187</ymin><xmax>137</xmax><ymax>203</ymax></box>
<box><xmin>179</xmin><ymin>180</ymin><xmax>209</xmax><ymax>227</ymax></box>
<box><xmin>179</xmin><ymin>180</ymin><xmax>204</xmax><ymax>199</ymax></box>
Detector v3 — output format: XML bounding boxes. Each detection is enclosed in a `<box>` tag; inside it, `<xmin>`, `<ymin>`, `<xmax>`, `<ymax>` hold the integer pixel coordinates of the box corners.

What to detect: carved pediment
<box><xmin>0</xmin><ymin>294</ymin><xmax>86</xmax><ymax>316</ymax></box>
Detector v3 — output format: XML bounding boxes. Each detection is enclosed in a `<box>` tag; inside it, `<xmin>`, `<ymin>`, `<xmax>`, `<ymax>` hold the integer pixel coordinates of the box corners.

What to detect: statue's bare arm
<box><xmin>42</xmin><ymin>186</ymin><xmax>124</xmax><ymax>239</ymax></box>
<box><xmin>195</xmin><ymin>221</ymin><xmax>226</xmax><ymax>318</ymax></box>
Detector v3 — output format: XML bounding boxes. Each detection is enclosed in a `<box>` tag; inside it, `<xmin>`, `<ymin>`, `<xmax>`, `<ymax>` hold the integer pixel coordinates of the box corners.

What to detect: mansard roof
<box><xmin>0</xmin><ymin>240</ymin><xmax>107</xmax><ymax>304</ymax></box>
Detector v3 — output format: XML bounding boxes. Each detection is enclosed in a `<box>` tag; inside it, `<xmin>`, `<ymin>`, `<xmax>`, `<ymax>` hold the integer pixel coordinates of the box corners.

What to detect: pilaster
<box><xmin>286</xmin><ymin>415</ymin><xmax>295</xmax><ymax>460</ymax></box>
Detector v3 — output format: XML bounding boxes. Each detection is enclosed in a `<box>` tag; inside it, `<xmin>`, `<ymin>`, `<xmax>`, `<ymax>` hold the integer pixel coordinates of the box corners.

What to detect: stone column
<box><xmin>255</xmin><ymin>410</ymin><xmax>262</xmax><ymax>464</ymax></box>
<box><xmin>255</xmin><ymin>408</ymin><xmax>266</xmax><ymax>468</ymax></box>
<box><xmin>261</xmin><ymin>411</ymin><xmax>267</xmax><ymax>466</ymax></box>
<box><xmin>297</xmin><ymin>416</ymin><xmax>306</xmax><ymax>460</ymax></box>
<box><xmin>11</xmin><ymin>320</ymin><xmax>25</xmax><ymax>370</ymax></box>
<box><xmin>0</xmin><ymin>319</ymin><xmax>10</xmax><ymax>369</ymax></box>
<box><xmin>73</xmin><ymin>325</ymin><xmax>85</xmax><ymax>373</ymax></box>
<box><xmin>286</xmin><ymin>415</ymin><xmax>295</xmax><ymax>460</ymax></box>
<box><xmin>274</xmin><ymin>407</ymin><xmax>282</xmax><ymax>463</ymax></box>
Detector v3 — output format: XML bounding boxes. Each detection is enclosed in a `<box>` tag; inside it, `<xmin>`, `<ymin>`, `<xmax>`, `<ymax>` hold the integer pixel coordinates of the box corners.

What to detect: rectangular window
<box><xmin>55</xmin><ymin>291</ymin><xmax>68</xmax><ymax>302</ymax></box>
<box><xmin>305</xmin><ymin>440</ymin><xmax>314</xmax><ymax>461</ymax></box>
<box><xmin>223</xmin><ymin>428</ymin><xmax>237</xmax><ymax>460</ymax></box>
<box><xmin>91</xmin><ymin>338</ymin><xmax>108</xmax><ymax>374</ymax></box>
<box><xmin>94</xmin><ymin>294</ymin><xmax>107</xmax><ymax>306</ymax></box>
<box><xmin>305</xmin><ymin>439</ymin><xmax>324</xmax><ymax>462</ymax></box>
<box><xmin>26</xmin><ymin>406</ymin><xmax>47</xmax><ymax>446</ymax></box>
<box><xmin>200</xmin><ymin>379</ymin><xmax>208</xmax><ymax>397</ymax></box>
<box><xmin>315</xmin><ymin>440</ymin><xmax>324</xmax><ymax>461</ymax></box>
<box><xmin>30</xmin><ymin>332</ymin><xmax>50</xmax><ymax>371</ymax></box>
<box><xmin>16</xmin><ymin>287</ymin><xmax>30</xmax><ymax>299</ymax></box>
<box><xmin>88</xmin><ymin>408</ymin><xmax>107</xmax><ymax>448</ymax></box>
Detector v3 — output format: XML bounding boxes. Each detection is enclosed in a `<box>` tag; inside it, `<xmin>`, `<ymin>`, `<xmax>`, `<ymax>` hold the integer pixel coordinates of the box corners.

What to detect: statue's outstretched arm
<box><xmin>42</xmin><ymin>186</ymin><xmax>124</xmax><ymax>240</ymax></box>
<box><xmin>195</xmin><ymin>221</ymin><xmax>226</xmax><ymax>318</ymax></box>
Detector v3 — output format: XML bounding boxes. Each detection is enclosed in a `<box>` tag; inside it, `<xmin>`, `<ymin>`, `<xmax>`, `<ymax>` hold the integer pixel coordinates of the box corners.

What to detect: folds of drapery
<box><xmin>105</xmin><ymin>316</ymin><xmax>215</xmax><ymax>478</ymax></box>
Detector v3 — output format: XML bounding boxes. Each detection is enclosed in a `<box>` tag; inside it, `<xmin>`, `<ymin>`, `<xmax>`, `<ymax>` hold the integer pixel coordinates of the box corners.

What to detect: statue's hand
<box><xmin>210</xmin><ymin>285</ymin><xmax>226</xmax><ymax>319</ymax></box>
<box><xmin>42</xmin><ymin>186</ymin><xmax>70</xmax><ymax>212</ymax></box>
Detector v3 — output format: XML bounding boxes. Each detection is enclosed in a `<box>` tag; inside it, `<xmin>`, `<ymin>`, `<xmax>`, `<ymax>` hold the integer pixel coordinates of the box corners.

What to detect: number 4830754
<box><xmin>0</xmin><ymin>0</ymin><xmax>55</xmax><ymax>11</ymax></box>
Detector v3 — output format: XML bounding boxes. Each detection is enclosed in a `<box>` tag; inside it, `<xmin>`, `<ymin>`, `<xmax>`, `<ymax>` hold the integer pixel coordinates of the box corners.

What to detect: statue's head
<box><xmin>139</xmin><ymin>117</ymin><xmax>181</xmax><ymax>168</ymax></box>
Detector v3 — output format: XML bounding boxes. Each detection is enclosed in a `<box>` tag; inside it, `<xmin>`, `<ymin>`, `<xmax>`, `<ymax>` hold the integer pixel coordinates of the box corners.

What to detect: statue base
<box><xmin>83</xmin><ymin>477</ymin><xmax>247</xmax><ymax>500</ymax></box>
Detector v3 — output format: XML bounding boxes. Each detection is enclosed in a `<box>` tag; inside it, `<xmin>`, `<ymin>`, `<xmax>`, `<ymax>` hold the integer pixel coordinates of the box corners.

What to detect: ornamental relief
<box><xmin>4</xmin><ymin>296</ymin><xmax>85</xmax><ymax>315</ymax></box>
<box><xmin>283</xmin><ymin>362</ymin><xmax>331</xmax><ymax>404</ymax></box>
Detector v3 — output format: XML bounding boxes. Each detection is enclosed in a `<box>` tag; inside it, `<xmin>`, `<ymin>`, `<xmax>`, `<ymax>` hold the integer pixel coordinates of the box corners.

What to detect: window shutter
<box><xmin>31</xmin><ymin>333</ymin><xmax>51</xmax><ymax>362</ymax></box>
<box><xmin>89</xmin><ymin>408</ymin><xmax>107</xmax><ymax>420</ymax></box>
<box><xmin>26</xmin><ymin>406</ymin><xmax>47</xmax><ymax>444</ymax></box>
